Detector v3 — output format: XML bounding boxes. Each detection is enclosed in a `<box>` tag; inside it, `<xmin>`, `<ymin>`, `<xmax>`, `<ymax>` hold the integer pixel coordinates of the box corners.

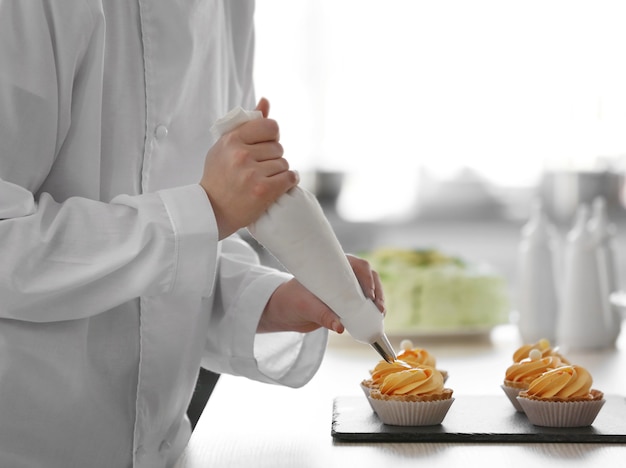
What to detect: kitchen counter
<box><xmin>176</xmin><ymin>324</ymin><xmax>626</xmax><ymax>468</ymax></box>
<box><xmin>177</xmin><ymin>207</ymin><xmax>626</xmax><ymax>467</ymax></box>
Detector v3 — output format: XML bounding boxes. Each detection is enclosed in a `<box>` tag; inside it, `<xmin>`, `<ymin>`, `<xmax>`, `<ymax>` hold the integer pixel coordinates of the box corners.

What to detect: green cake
<box><xmin>362</xmin><ymin>248</ymin><xmax>510</xmax><ymax>334</ymax></box>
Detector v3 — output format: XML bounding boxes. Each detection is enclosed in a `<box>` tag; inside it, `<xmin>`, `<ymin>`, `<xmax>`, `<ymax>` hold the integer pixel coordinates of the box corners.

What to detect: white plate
<box><xmin>385</xmin><ymin>325</ymin><xmax>495</xmax><ymax>340</ymax></box>
<box><xmin>327</xmin><ymin>324</ymin><xmax>498</xmax><ymax>348</ymax></box>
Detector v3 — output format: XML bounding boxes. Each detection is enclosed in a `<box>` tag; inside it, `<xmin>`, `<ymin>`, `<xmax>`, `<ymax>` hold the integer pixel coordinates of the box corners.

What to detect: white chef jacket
<box><xmin>0</xmin><ymin>1</ymin><xmax>327</xmax><ymax>467</ymax></box>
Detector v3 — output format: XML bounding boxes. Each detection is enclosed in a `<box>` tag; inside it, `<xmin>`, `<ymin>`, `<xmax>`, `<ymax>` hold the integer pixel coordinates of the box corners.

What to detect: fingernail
<box><xmin>331</xmin><ymin>321</ymin><xmax>342</xmax><ymax>333</ymax></box>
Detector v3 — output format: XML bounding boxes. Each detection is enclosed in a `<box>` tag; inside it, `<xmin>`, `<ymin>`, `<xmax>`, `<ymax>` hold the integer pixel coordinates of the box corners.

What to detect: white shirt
<box><xmin>0</xmin><ymin>1</ymin><xmax>327</xmax><ymax>467</ymax></box>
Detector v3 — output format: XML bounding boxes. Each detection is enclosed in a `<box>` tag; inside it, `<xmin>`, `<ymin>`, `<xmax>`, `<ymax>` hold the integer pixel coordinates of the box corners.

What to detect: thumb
<box><xmin>321</xmin><ymin>307</ymin><xmax>345</xmax><ymax>334</ymax></box>
<box><xmin>255</xmin><ymin>97</ymin><xmax>270</xmax><ymax>118</ymax></box>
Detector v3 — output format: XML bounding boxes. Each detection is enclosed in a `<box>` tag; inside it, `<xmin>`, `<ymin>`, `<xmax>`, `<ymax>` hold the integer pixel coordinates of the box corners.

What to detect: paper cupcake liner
<box><xmin>500</xmin><ymin>384</ymin><xmax>526</xmax><ymax>413</ymax></box>
<box><xmin>368</xmin><ymin>396</ymin><xmax>455</xmax><ymax>426</ymax></box>
<box><xmin>516</xmin><ymin>396</ymin><xmax>606</xmax><ymax>427</ymax></box>
<box><xmin>360</xmin><ymin>382</ymin><xmax>376</xmax><ymax>411</ymax></box>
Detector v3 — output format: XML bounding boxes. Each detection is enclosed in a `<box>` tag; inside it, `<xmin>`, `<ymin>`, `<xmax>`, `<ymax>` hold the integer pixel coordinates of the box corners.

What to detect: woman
<box><xmin>0</xmin><ymin>1</ymin><xmax>383</xmax><ymax>467</ymax></box>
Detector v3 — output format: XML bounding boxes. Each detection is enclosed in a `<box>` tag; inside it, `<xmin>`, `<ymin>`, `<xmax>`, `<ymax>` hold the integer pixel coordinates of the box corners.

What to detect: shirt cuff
<box><xmin>157</xmin><ymin>184</ymin><xmax>218</xmax><ymax>296</ymax></box>
<box><xmin>226</xmin><ymin>270</ymin><xmax>328</xmax><ymax>388</ymax></box>
<box><xmin>254</xmin><ymin>329</ymin><xmax>328</xmax><ymax>388</ymax></box>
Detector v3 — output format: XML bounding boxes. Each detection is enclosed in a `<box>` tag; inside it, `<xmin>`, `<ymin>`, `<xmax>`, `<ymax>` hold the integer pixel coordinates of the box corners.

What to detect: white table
<box><xmin>177</xmin><ymin>325</ymin><xmax>626</xmax><ymax>468</ymax></box>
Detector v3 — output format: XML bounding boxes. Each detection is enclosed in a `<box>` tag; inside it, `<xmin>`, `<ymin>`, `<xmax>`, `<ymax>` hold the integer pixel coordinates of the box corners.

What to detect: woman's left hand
<box><xmin>257</xmin><ymin>254</ymin><xmax>385</xmax><ymax>334</ymax></box>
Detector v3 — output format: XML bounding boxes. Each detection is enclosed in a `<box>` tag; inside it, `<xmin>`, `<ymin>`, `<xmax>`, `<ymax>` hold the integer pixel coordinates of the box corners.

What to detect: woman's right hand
<box><xmin>200</xmin><ymin>98</ymin><xmax>298</xmax><ymax>239</ymax></box>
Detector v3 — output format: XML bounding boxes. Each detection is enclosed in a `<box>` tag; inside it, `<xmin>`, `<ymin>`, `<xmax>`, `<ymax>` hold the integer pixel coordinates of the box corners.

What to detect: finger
<box><xmin>293</xmin><ymin>280</ymin><xmax>343</xmax><ymax>333</ymax></box>
<box><xmin>267</xmin><ymin>169</ymin><xmax>299</xmax><ymax>192</ymax></box>
<box><xmin>248</xmin><ymin>141</ymin><xmax>284</xmax><ymax>162</ymax></box>
<box><xmin>347</xmin><ymin>255</ymin><xmax>386</xmax><ymax>314</ymax></box>
<box><xmin>258</xmin><ymin>157</ymin><xmax>290</xmax><ymax>177</ymax></box>
<box><xmin>238</xmin><ymin>118</ymin><xmax>280</xmax><ymax>144</ymax></box>
<box><xmin>318</xmin><ymin>306</ymin><xmax>344</xmax><ymax>334</ymax></box>
<box><xmin>255</xmin><ymin>97</ymin><xmax>270</xmax><ymax>118</ymax></box>
<box><xmin>253</xmin><ymin>170</ymin><xmax>299</xmax><ymax>209</ymax></box>
<box><xmin>332</xmin><ymin>320</ymin><xmax>345</xmax><ymax>334</ymax></box>
<box><xmin>347</xmin><ymin>255</ymin><xmax>375</xmax><ymax>300</ymax></box>
<box><xmin>372</xmin><ymin>270</ymin><xmax>386</xmax><ymax>314</ymax></box>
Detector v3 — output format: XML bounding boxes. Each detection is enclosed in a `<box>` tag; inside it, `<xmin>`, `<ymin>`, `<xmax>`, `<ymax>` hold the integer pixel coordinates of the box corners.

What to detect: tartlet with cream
<box><xmin>501</xmin><ymin>339</ymin><xmax>568</xmax><ymax>412</ymax></box>
<box><xmin>367</xmin><ymin>365</ymin><xmax>454</xmax><ymax>426</ymax></box>
<box><xmin>360</xmin><ymin>359</ymin><xmax>411</xmax><ymax>402</ymax></box>
<box><xmin>361</xmin><ymin>339</ymin><xmax>454</xmax><ymax>425</ymax></box>
<box><xmin>516</xmin><ymin>365</ymin><xmax>605</xmax><ymax>427</ymax></box>
<box><xmin>361</xmin><ymin>340</ymin><xmax>446</xmax><ymax>398</ymax></box>
<box><xmin>501</xmin><ymin>350</ymin><xmax>565</xmax><ymax>412</ymax></box>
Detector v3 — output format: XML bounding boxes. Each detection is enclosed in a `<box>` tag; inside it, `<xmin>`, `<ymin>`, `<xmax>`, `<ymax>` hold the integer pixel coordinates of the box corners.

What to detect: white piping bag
<box><xmin>210</xmin><ymin>107</ymin><xmax>396</xmax><ymax>362</ymax></box>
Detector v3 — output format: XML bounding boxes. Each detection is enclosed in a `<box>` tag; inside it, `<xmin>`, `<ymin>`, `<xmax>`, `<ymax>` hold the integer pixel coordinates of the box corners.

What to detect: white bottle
<box><xmin>556</xmin><ymin>204</ymin><xmax>613</xmax><ymax>349</ymax></box>
<box><xmin>516</xmin><ymin>199</ymin><xmax>559</xmax><ymax>342</ymax></box>
<box><xmin>588</xmin><ymin>196</ymin><xmax>621</xmax><ymax>345</ymax></box>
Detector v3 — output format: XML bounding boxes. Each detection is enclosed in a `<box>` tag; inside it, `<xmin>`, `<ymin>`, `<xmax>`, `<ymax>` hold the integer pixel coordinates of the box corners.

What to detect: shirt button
<box><xmin>155</xmin><ymin>124</ymin><xmax>169</xmax><ymax>140</ymax></box>
<box><xmin>159</xmin><ymin>439</ymin><xmax>171</xmax><ymax>453</ymax></box>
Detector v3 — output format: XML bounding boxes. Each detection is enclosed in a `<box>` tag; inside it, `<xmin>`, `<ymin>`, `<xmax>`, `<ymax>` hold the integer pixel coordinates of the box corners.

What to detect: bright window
<box><xmin>254</xmin><ymin>0</ymin><xmax>626</xmax><ymax>220</ymax></box>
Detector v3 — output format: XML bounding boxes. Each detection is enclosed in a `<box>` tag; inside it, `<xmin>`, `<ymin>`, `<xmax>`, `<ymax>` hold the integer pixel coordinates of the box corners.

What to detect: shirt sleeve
<box><xmin>0</xmin><ymin>3</ymin><xmax>220</xmax><ymax>322</ymax></box>
<box><xmin>0</xmin><ymin>184</ymin><xmax>219</xmax><ymax>322</ymax></box>
<box><xmin>201</xmin><ymin>234</ymin><xmax>328</xmax><ymax>388</ymax></box>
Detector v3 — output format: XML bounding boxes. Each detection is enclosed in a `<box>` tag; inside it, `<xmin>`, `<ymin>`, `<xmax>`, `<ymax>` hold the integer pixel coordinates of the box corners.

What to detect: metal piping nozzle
<box><xmin>370</xmin><ymin>333</ymin><xmax>397</xmax><ymax>363</ymax></box>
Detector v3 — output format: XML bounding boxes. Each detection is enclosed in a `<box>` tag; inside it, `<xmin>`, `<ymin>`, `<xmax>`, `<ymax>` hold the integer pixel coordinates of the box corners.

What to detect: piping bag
<box><xmin>211</xmin><ymin>107</ymin><xmax>396</xmax><ymax>363</ymax></box>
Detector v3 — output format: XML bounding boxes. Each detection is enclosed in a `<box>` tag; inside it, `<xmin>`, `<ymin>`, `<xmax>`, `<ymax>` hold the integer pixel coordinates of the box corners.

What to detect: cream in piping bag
<box><xmin>210</xmin><ymin>107</ymin><xmax>396</xmax><ymax>363</ymax></box>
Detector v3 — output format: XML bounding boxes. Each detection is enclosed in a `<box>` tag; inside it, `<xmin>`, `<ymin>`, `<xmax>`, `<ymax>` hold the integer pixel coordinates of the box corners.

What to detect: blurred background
<box><xmin>250</xmin><ymin>0</ymin><xmax>626</xmax><ymax>318</ymax></box>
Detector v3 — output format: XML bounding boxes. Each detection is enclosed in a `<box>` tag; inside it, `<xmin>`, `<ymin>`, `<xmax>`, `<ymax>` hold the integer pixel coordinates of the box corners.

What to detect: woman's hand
<box><xmin>258</xmin><ymin>254</ymin><xmax>385</xmax><ymax>334</ymax></box>
<box><xmin>200</xmin><ymin>98</ymin><xmax>299</xmax><ymax>240</ymax></box>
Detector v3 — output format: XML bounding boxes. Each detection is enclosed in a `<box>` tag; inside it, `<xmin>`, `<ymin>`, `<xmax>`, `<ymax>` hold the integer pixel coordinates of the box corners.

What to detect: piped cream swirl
<box><xmin>525</xmin><ymin>365</ymin><xmax>594</xmax><ymax>399</ymax></box>
<box><xmin>512</xmin><ymin>339</ymin><xmax>569</xmax><ymax>364</ymax></box>
<box><xmin>396</xmin><ymin>347</ymin><xmax>436</xmax><ymax>368</ymax></box>
<box><xmin>379</xmin><ymin>367</ymin><xmax>444</xmax><ymax>396</ymax></box>
<box><xmin>370</xmin><ymin>360</ymin><xmax>412</xmax><ymax>386</ymax></box>
<box><xmin>505</xmin><ymin>355</ymin><xmax>563</xmax><ymax>385</ymax></box>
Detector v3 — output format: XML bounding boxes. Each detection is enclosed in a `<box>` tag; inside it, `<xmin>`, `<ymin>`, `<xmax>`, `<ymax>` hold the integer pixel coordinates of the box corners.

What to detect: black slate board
<box><xmin>332</xmin><ymin>394</ymin><xmax>626</xmax><ymax>443</ymax></box>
